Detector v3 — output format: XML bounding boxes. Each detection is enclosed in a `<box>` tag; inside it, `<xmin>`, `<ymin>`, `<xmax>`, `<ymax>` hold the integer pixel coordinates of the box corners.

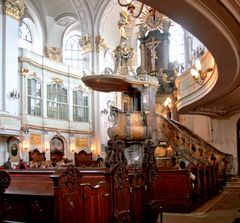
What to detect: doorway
<box><xmin>237</xmin><ymin>119</ymin><xmax>240</xmax><ymax>175</ymax></box>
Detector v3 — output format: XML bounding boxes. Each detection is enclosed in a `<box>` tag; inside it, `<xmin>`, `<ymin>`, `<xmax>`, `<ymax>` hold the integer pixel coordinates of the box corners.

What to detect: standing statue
<box><xmin>113</xmin><ymin>41</ymin><xmax>134</xmax><ymax>76</ymax></box>
<box><xmin>118</xmin><ymin>9</ymin><xmax>129</xmax><ymax>40</ymax></box>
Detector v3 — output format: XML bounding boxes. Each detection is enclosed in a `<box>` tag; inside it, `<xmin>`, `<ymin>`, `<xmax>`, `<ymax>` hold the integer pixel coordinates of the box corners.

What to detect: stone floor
<box><xmin>160</xmin><ymin>190</ymin><xmax>240</xmax><ymax>223</ymax></box>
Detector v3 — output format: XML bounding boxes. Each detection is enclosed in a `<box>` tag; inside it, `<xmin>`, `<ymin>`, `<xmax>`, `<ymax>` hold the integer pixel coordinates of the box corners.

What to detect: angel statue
<box><xmin>118</xmin><ymin>9</ymin><xmax>129</xmax><ymax>40</ymax></box>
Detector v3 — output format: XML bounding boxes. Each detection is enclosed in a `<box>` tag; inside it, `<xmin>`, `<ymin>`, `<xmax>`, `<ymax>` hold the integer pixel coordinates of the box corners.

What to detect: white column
<box><xmin>42</xmin><ymin>68</ymin><xmax>47</xmax><ymax>119</ymax></box>
<box><xmin>1</xmin><ymin>13</ymin><xmax>20</xmax><ymax>115</ymax></box>
<box><xmin>0</xmin><ymin>2</ymin><xmax>3</xmax><ymax>110</ymax></box>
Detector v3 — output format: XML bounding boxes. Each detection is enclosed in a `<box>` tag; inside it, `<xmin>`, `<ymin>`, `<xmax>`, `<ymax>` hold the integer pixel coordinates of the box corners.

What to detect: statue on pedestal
<box><xmin>113</xmin><ymin>41</ymin><xmax>134</xmax><ymax>76</ymax></box>
<box><xmin>118</xmin><ymin>9</ymin><xmax>129</xmax><ymax>41</ymax></box>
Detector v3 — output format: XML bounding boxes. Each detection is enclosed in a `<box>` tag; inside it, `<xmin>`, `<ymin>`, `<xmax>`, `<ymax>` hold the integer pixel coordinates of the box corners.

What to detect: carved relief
<box><xmin>105</xmin><ymin>139</ymin><xmax>128</xmax><ymax>189</ymax></box>
<box><xmin>114</xmin><ymin>164</ymin><xmax>128</xmax><ymax>189</ymax></box>
<box><xmin>143</xmin><ymin>140</ymin><xmax>157</xmax><ymax>183</ymax></box>
<box><xmin>30</xmin><ymin>133</ymin><xmax>41</xmax><ymax>145</ymax></box>
<box><xmin>2</xmin><ymin>0</ymin><xmax>25</xmax><ymax>20</ymax></box>
<box><xmin>51</xmin><ymin>77</ymin><xmax>63</xmax><ymax>85</ymax></box>
<box><xmin>79</xmin><ymin>34</ymin><xmax>92</xmax><ymax>53</ymax></box>
<box><xmin>75</xmin><ymin>138</ymin><xmax>89</xmax><ymax>148</ymax></box>
<box><xmin>46</xmin><ymin>46</ymin><xmax>62</xmax><ymax>63</ymax></box>
<box><xmin>61</xmin><ymin>165</ymin><xmax>82</xmax><ymax>191</ymax></box>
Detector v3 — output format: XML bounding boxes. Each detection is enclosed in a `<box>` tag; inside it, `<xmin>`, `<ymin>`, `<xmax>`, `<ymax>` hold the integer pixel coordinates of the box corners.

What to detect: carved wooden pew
<box><xmin>0</xmin><ymin>169</ymin><xmax>10</xmax><ymax>194</ymax></box>
<box><xmin>74</xmin><ymin>150</ymin><xmax>98</xmax><ymax>167</ymax></box>
<box><xmin>151</xmin><ymin>169</ymin><xmax>194</xmax><ymax>213</ymax></box>
<box><xmin>0</xmin><ymin>170</ymin><xmax>11</xmax><ymax>221</ymax></box>
<box><xmin>149</xmin><ymin>164</ymin><xmax>219</xmax><ymax>214</ymax></box>
<box><xmin>0</xmin><ymin>166</ymin><xmax>112</xmax><ymax>223</ymax></box>
<box><xmin>1</xmin><ymin>169</ymin><xmax>55</xmax><ymax>223</ymax></box>
<box><xmin>186</xmin><ymin>162</ymin><xmax>220</xmax><ymax>205</ymax></box>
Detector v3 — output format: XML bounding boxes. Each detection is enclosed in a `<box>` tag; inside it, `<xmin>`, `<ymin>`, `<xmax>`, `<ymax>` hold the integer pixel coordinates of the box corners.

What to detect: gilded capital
<box><xmin>2</xmin><ymin>0</ymin><xmax>25</xmax><ymax>20</ymax></box>
<box><xmin>79</xmin><ymin>34</ymin><xmax>92</xmax><ymax>53</ymax></box>
<box><xmin>95</xmin><ymin>35</ymin><xmax>107</xmax><ymax>53</ymax></box>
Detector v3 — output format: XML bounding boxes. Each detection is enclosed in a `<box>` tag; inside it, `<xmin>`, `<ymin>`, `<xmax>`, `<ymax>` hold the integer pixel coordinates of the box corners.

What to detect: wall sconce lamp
<box><xmin>21</xmin><ymin>126</ymin><xmax>29</xmax><ymax>134</ymax></box>
<box><xmin>44</xmin><ymin>142</ymin><xmax>50</xmax><ymax>152</ymax></box>
<box><xmin>118</xmin><ymin>0</ymin><xmax>156</xmax><ymax>19</ymax></box>
<box><xmin>191</xmin><ymin>59</ymin><xmax>213</xmax><ymax>84</ymax></box>
<box><xmin>70</xmin><ymin>144</ymin><xmax>75</xmax><ymax>153</ymax></box>
<box><xmin>21</xmin><ymin>68</ymin><xmax>29</xmax><ymax>76</ymax></box>
<box><xmin>10</xmin><ymin>90</ymin><xmax>20</xmax><ymax>99</ymax></box>
<box><xmin>101</xmin><ymin>108</ymin><xmax>108</xmax><ymax>115</ymax></box>
<box><xmin>164</xmin><ymin>97</ymin><xmax>172</xmax><ymax>108</ymax></box>
<box><xmin>164</xmin><ymin>97</ymin><xmax>172</xmax><ymax>119</ymax></box>
<box><xmin>91</xmin><ymin>144</ymin><xmax>96</xmax><ymax>154</ymax></box>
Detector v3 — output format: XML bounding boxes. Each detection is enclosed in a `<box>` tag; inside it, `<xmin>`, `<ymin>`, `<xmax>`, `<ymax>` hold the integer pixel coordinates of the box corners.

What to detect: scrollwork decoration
<box><xmin>61</xmin><ymin>165</ymin><xmax>82</xmax><ymax>191</ymax></box>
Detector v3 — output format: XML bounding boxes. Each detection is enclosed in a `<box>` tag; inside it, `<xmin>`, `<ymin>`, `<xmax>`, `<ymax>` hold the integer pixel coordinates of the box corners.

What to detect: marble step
<box><xmin>223</xmin><ymin>176</ymin><xmax>240</xmax><ymax>190</ymax></box>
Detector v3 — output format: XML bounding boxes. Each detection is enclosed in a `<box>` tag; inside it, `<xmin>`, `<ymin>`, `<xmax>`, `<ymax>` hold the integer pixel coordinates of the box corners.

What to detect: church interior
<box><xmin>0</xmin><ymin>0</ymin><xmax>240</xmax><ymax>222</ymax></box>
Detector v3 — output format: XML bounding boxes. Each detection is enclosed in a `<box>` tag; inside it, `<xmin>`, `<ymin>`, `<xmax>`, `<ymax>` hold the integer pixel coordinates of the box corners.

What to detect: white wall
<box><xmin>180</xmin><ymin>113</ymin><xmax>240</xmax><ymax>174</ymax></box>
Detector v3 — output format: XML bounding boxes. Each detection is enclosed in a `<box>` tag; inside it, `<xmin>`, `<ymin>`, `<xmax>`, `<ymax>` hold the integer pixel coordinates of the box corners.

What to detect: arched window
<box><xmin>47</xmin><ymin>84</ymin><xmax>68</xmax><ymax>120</ymax></box>
<box><xmin>63</xmin><ymin>32</ymin><xmax>82</xmax><ymax>68</ymax></box>
<box><xmin>27</xmin><ymin>78</ymin><xmax>41</xmax><ymax>116</ymax></box>
<box><xmin>169</xmin><ymin>23</ymin><xmax>185</xmax><ymax>66</ymax></box>
<box><xmin>19</xmin><ymin>21</ymin><xmax>32</xmax><ymax>50</ymax></box>
<box><xmin>73</xmin><ymin>90</ymin><xmax>89</xmax><ymax>122</ymax></box>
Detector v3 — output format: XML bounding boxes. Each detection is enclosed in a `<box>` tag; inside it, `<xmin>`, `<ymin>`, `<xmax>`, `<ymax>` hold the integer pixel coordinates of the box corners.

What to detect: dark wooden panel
<box><xmin>82</xmin><ymin>182</ymin><xmax>110</xmax><ymax>223</ymax></box>
<box><xmin>151</xmin><ymin>169</ymin><xmax>193</xmax><ymax>212</ymax></box>
<box><xmin>0</xmin><ymin>194</ymin><xmax>54</xmax><ymax>223</ymax></box>
<box><xmin>1</xmin><ymin>167</ymin><xmax>113</xmax><ymax>223</ymax></box>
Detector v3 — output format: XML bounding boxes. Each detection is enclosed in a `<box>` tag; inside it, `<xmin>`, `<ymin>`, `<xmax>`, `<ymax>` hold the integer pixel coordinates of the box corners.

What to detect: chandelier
<box><xmin>190</xmin><ymin>59</ymin><xmax>213</xmax><ymax>84</ymax></box>
<box><xmin>118</xmin><ymin>0</ymin><xmax>156</xmax><ymax>19</ymax></box>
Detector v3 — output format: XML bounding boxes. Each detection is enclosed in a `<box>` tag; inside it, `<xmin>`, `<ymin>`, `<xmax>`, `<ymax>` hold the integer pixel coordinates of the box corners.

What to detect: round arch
<box><xmin>24</xmin><ymin>1</ymin><xmax>45</xmax><ymax>55</ymax></box>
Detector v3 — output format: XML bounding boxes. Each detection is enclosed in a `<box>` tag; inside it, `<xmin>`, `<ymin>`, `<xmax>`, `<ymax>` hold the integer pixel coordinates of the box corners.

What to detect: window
<box><xmin>73</xmin><ymin>90</ymin><xmax>89</xmax><ymax>122</ymax></box>
<box><xmin>169</xmin><ymin>23</ymin><xmax>185</xmax><ymax>65</ymax></box>
<box><xmin>47</xmin><ymin>84</ymin><xmax>68</xmax><ymax>120</ymax></box>
<box><xmin>63</xmin><ymin>32</ymin><xmax>82</xmax><ymax>68</ymax></box>
<box><xmin>27</xmin><ymin>79</ymin><xmax>41</xmax><ymax>116</ymax></box>
<box><xmin>19</xmin><ymin>22</ymin><xmax>32</xmax><ymax>50</ymax></box>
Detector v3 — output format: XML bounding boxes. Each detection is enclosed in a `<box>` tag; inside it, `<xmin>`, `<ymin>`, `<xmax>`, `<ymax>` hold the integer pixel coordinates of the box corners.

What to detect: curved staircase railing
<box><xmin>155</xmin><ymin>114</ymin><xmax>233</xmax><ymax>175</ymax></box>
